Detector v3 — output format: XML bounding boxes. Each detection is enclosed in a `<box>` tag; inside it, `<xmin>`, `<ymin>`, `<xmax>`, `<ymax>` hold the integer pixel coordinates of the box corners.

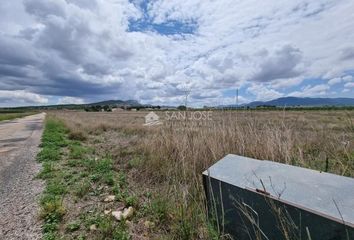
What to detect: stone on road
<box><xmin>0</xmin><ymin>113</ymin><xmax>45</xmax><ymax>240</ymax></box>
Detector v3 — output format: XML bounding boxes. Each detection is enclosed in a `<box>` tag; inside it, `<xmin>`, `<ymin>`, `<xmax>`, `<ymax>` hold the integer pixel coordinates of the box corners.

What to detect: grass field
<box><xmin>39</xmin><ymin>110</ymin><xmax>354</xmax><ymax>239</ymax></box>
<box><xmin>0</xmin><ymin>112</ymin><xmax>36</xmax><ymax>121</ymax></box>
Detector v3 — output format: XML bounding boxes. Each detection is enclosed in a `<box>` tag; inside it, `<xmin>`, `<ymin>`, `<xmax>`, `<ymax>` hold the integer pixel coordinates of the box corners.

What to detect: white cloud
<box><xmin>219</xmin><ymin>96</ymin><xmax>249</xmax><ymax>106</ymax></box>
<box><xmin>58</xmin><ymin>96</ymin><xmax>85</xmax><ymax>105</ymax></box>
<box><xmin>342</xmin><ymin>75</ymin><xmax>353</xmax><ymax>82</ymax></box>
<box><xmin>271</xmin><ymin>77</ymin><xmax>304</xmax><ymax>89</ymax></box>
<box><xmin>289</xmin><ymin>84</ymin><xmax>330</xmax><ymax>97</ymax></box>
<box><xmin>342</xmin><ymin>88</ymin><xmax>350</xmax><ymax>93</ymax></box>
<box><xmin>0</xmin><ymin>90</ymin><xmax>48</xmax><ymax>105</ymax></box>
<box><xmin>328</xmin><ymin>77</ymin><xmax>342</xmax><ymax>85</ymax></box>
<box><xmin>251</xmin><ymin>45</ymin><xmax>303</xmax><ymax>82</ymax></box>
<box><xmin>0</xmin><ymin>0</ymin><xmax>354</xmax><ymax>106</ymax></box>
<box><xmin>247</xmin><ymin>84</ymin><xmax>283</xmax><ymax>101</ymax></box>
<box><xmin>344</xmin><ymin>82</ymin><xmax>354</xmax><ymax>88</ymax></box>
<box><xmin>328</xmin><ymin>75</ymin><xmax>353</xmax><ymax>86</ymax></box>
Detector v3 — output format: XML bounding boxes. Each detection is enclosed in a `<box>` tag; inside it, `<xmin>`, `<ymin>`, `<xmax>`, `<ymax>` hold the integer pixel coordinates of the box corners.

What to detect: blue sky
<box><xmin>0</xmin><ymin>0</ymin><xmax>353</xmax><ymax>107</ymax></box>
<box><xmin>128</xmin><ymin>0</ymin><xmax>197</xmax><ymax>35</ymax></box>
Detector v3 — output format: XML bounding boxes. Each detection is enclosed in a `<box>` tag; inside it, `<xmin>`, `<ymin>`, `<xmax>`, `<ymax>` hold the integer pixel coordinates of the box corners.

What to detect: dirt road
<box><xmin>0</xmin><ymin>113</ymin><xmax>45</xmax><ymax>239</ymax></box>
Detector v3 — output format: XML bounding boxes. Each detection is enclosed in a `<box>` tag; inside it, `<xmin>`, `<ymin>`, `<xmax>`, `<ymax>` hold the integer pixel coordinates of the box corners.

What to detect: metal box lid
<box><xmin>203</xmin><ymin>154</ymin><xmax>354</xmax><ymax>226</ymax></box>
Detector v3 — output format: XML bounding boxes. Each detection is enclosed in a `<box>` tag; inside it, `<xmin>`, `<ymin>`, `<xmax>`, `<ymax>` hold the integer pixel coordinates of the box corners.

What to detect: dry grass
<box><xmin>48</xmin><ymin>110</ymin><xmax>354</xmax><ymax>239</ymax></box>
<box><xmin>0</xmin><ymin>112</ymin><xmax>36</xmax><ymax>121</ymax></box>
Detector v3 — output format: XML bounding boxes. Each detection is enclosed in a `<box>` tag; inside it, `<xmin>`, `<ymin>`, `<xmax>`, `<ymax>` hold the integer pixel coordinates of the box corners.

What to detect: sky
<box><xmin>0</xmin><ymin>0</ymin><xmax>353</xmax><ymax>107</ymax></box>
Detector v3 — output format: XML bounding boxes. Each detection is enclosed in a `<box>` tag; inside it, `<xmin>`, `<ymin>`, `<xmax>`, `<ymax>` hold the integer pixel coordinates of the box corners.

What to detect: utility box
<box><xmin>203</xmin><ymin>154</ymin><xmax>354</xmax><ymax>240</ymax></box>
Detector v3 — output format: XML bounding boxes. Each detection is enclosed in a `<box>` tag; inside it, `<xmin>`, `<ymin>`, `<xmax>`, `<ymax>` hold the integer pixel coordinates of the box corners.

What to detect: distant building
<box><xmin>112</xmin><ymin>108</ymin><xmax>124</xmax><ymax>112</ymax></box>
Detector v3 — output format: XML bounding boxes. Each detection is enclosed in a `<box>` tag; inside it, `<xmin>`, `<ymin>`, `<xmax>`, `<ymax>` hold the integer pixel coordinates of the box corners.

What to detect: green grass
<box><xmin>73</xmin><ymin>181</ymin><xmax>91</xmax><ymax>198</ymax></box>
<box><xmin>66</xmin><ymin>221</ymin><xmax>81</xmax><ymax>232</ymax></box>
<box><xmin>0</xmin><ymin>112</ymin><xmax>36</xmax><ymax>121</ymax></box>
<box><xmin>37</xmin><ymin>117</ymin><xmax>132</xmax><ymax>239</ymax></box>
<box><xmin>37</xmin><ymin>118</ymin><xmax>68</xmax><ymax>239</ymax></box>
<box><xmin>80</xmin><ymin>212</ymin><xmax>130</xmax><ymax>240</ymax></box>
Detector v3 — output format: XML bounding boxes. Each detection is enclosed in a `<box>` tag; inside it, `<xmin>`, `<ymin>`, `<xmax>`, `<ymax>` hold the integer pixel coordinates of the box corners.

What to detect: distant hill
<box><xmin>244</xmin><ymin>97</ymin><xmax>354</xmax><ymax>107</ymax></box>
<box><xmin>89</xmin><ymin>99</ymin><xmax>140</xmax><ymax>106</ymax></box>
<box><xmin>0</xmin><ymin>99</ymin><xmax>142</xmax><ymax>111</ymax></box>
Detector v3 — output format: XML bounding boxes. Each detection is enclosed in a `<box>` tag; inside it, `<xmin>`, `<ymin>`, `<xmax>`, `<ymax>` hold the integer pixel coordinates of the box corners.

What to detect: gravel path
<box><xmin>0</xmin><ymin>113</ymin><xmax>45</xmax><ymax>240</ymax></box>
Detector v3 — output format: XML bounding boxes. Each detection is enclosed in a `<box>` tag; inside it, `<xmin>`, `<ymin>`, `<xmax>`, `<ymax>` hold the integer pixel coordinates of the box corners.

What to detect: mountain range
<box><xmin>243</xmin><ymin>97</ymin><xmax>354</xmax><ymax>107</ymax></box>
<box><xmin>2</xmin><ymin>97</ymin><xmax>354</xmax><ymax>110</ymax></box>
<box><xmin>88</xmin><ymin>99</ymin><xmax>140</xmax><ymax>106</ymax></box>
<box><xmin>0</xmin><ymin>99</ymin><xmax>141</xmax><ymax>110</ymax></box>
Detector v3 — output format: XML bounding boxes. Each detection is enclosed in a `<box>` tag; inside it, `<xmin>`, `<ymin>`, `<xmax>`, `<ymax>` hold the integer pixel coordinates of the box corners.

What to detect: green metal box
<box><xmin>203</xmin><ymin>154</ymin><xmax>354</xmax><ymax>240</ymax></box>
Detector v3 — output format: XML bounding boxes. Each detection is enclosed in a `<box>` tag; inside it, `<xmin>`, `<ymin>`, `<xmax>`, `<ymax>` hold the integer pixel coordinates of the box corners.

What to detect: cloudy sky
<box><xmin>0</xmin><ymin>0</ymin><xmax>353</xmax><ymax>107</ymax></box>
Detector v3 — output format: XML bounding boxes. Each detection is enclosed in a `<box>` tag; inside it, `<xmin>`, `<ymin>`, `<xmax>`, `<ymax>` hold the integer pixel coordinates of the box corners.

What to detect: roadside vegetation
<box><xmin>40</xmin><ymin>110</ymin><xmax>354</xmax><ymax>239</ymax></box>
<box><xmin>37</xmin><ymin>117</ymin><xmax>144</xmax><ymax>239</ymax></box>
<box><xmin>0</xmin><ymin>112</ymin><xmax>36</xmax><ymax>121</ymax></box>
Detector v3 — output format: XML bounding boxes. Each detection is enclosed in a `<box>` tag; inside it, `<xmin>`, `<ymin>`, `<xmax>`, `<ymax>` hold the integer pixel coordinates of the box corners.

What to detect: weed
<box><xmin>68</xmin><ymin>130</ymin><xmax>87</xmax><ymax>141</ymax></box>
<box><xmin>0</xmin><ymin>112</ymin><xmax>35</xmax><ymax>121</ymax></box>
<box><xmin>38</xmin><ymin>162</ymin><xmax>55</xmax><ymax>179</ymax></box>
<box><xmin>81</xmin><ymin>213</ymin><xmax>130</xmax><ymax>239</ymax></box>
<box><xmin>149</xmin><ymin>196</ymin><xmax>170</xmax><ymax>224</ymax></box>
<box><xmin>94</xmin><ymin>158</ymin><xmax>113</xmax><ymax>173</ymax></box>
<box><xmin>112</xmin><ymin>223</ymin><xmax>130</xmax><ymax>240</ymax></box>
<box><xmin>67</xmin><ymin>159</ymin><xmax>81</xmax><ymax>167</ymax></box>
<box><xmin>66</xmin><ymin>221</ymin><xmax>81</xmax><ymax>232</ymax></box>
<box><xmin>103</xmin><ymin>172</ymin><xmax>115</xmax><ymax>186</ymax></box>
<box><xmin>76</xmin><ymin>234</ymin><xmax>86</xmax><ymax>240</ymax></box>
<box><xmin>43</xmin><ymin>232</ymin><xmax>58</xmax><ymax>240</ymax></box>
<box><xmin>40</xmin><ymin>197</ymin><xmax>66</xmax><ymax>224</ymax></box>
<box><xmin>127</xmin><ymin>156</ymin><xmax>143</xmax><ymax>169</ymax></box>
<box><xmin>46</xmin><ymin>180</ymin><xmax>67</xmax><ymax>195</ymax></box>
<box><xmin>73</xmin><ymin>181</ymin><xmax>91</xmax><ymax>198</ymax></box>
<box><xmin>37</xmin><ymin>147</ymin><xmax>61</xmax><ymax>162</ymax></box>
<box><xmin>124</xmin><ymin>195</ymin><xmax>138</xmax><ymax>207</ymax></box>
<box><xmin>117</xmin><ymin>171</ymin><xmax>127</xmax><ymax>187</ymax></box>
<box><xmin>89</xmin><ymin>174</ymin><xmax>100</xmax><ymax>182</ymax></box>
<box><xmin>113</xmin><ymin>188</ymin><xmax>128</xmax><ymax>202</ymax></box>
<box><xmin>69</xmin><ymin>144</ymin><xmax>87</xmax><ymax>159</ymax></box>
<box><xmin>37</xmin><ymin>118</ymin><xmax>68</xmax><ymax>238</ymax></box>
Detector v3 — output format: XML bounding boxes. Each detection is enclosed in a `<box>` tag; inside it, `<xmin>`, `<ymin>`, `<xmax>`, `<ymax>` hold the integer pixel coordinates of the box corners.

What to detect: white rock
<box><xmin>104</xmin><ymin>209</ymin><xmax>112</xmax><ymax>215</ymax></box>
<box><xmin>112</xmin><ymin>211</ymin><xmax>123</xmax><ymax>221</ymax></box>
<box><xmin>104</xmin><ymin>195</ymin><xmax>116</xmax><ymax>202</ymax></box>
<box><xmin>112</xmin><ymin>207</ymin><xmax>134</xmax><ymax>221</ymax></box>
<box><xmin>122</xmin><ymin>207</ymin><xmax>134</xmax><ymax>219</ymax></box>
<box><xmin>144</xmin><ymin>220</ymin><xmax>155</xmax><ymax>229</ymax></box>
<box><xmin>89</xmin><ymin>224</ymin><xmax>97</xmax><ymax>231</ymax></box>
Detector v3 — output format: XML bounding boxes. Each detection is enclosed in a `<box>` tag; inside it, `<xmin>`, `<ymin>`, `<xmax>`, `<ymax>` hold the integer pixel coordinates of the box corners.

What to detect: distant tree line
<box><xmin>212</xmin><ymin>105</ymin><xmax>354</xmax><ymax>111</ymax></box>
<box><xmin>84</xmin><ymin>105</ymin><xmax>112</xmax><ymax>112</ymax></box>
<box><xmin>84</xmin><ymin>105</ymin><xmax>163</xmax><ymax>112</ymax></box>
<box><xmin>1</xmin><ymin>104</ymin><xmax>354</xmax><ymax>113</ymax></box>
<box><xmin>131</xmin><ymin>106</ymin><xmax>161</xmax><ymax>110</ymax></box>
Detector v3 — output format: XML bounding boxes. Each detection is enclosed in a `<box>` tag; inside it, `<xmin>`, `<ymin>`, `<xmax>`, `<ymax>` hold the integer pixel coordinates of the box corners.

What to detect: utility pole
<box><xmin>235</xmin><ymin>88</ymin><xmax>239</xmax><ymax>108</ymax></box>
<box><xmin>183</xmin><ymin>88</ymin><xmax>191</xmax><ymax>110</ymax></box>
<box><xmin>235</xmin><ymin>88</ymin><xmax>239</xmax><ymax>122</ymax></box>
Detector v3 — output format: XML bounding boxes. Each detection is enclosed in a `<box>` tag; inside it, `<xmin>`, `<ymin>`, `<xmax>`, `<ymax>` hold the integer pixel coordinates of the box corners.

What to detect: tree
<box><xmin>177</xmin><ymin>105</ymin><xmax>187</xmax><ymax>111</ymax></box>
<box><xmin>103</xmin><ymin>105</ymin><xmax>111</xmax><ymax>112</ymax></box>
